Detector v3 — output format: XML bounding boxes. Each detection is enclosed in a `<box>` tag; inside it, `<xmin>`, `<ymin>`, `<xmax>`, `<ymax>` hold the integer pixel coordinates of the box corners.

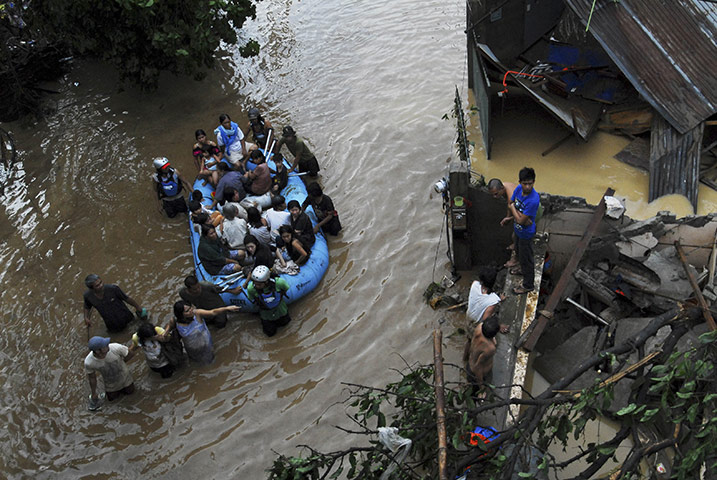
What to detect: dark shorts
<box><xmin>106</xmin><ymin>383</ymin><xmax>135</xmax><ymax>401</ymax></box>
<box><xmin>298</xmin><ymin>156</ymin><xmax>320</xmax><ymax>177</ymax></box>
<box><xmin>163</xmin><ymin>196</ymin><xmax>188</xmax><ymax>218</ymax></box>
<box><xmin>150</xmin><ymin>364</ymin><xmax>175</xmax><ymax>379</ymax></box>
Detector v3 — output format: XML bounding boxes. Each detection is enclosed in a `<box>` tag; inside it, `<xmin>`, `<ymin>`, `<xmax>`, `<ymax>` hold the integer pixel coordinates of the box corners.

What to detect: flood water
<box><xmin>0</xmin><ymin>0</ymin><xmax>711</xmax><ymax>478</ymax></box>
<box><xmin>0</xmin><ymin>1</ymin><xmax>466</xmax><ymax>478</ymax></box>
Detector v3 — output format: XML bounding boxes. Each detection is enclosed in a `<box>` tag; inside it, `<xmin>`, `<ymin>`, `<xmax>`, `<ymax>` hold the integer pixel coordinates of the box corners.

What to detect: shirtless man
<box><xmin>463</xmin><ymin>316</ymin><xmax>501</xmax><ymax>391</ymax></box>
<box><xmin>488</xmin><ymin>178</ymin><xmax>520</xmax><ymax>268</ymax></box>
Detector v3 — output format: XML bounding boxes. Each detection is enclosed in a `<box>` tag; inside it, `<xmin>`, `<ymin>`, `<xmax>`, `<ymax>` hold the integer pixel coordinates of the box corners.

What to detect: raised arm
<box><xmin>195</xmin><ymin>305</ymin><xmax>241</xmax><ymax>319</ymax></box>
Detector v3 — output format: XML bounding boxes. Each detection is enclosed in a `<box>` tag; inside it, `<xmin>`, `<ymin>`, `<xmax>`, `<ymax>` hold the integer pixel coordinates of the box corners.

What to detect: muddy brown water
<box><xmin>0</xmin><ymin>1</ymin><xmax>466</xmax><ymax>478</ymax></box>
<box><xmin>0</xmin><ymin>1</ymin><xmax>708</xmax><ymax>478</ymax></box>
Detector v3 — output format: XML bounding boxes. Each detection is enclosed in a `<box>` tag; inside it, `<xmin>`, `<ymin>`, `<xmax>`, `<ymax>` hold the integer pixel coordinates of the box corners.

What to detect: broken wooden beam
<box><xmin>517</xmin><ymin>188</ymin><xmax>615</xmax><ymax>351</ymax></box>
<box><xmin>432</xmin><ymin>330</ymin><xmax>448</xmax><ymax>480</ymax></box>
<box><xmin>674</xmin><ymin>241</ymin><xmax>717</xmax><ymax>331</ymax></box>
<box><xmin>573</xmin><ymin>268</ymin><xmax>617</xmax><ymax>305</ymax></box>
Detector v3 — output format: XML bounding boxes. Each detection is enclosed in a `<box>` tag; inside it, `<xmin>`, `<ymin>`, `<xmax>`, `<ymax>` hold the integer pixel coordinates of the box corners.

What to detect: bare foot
<box><xmin>499</xmin><ymin>324</ymin><xmax>510</xmax><ymax>334</ymax></box>
<box><xmin>505</xmin><ymin>259</ymin><xmax>519</xmax><ymax>268</ymax></box>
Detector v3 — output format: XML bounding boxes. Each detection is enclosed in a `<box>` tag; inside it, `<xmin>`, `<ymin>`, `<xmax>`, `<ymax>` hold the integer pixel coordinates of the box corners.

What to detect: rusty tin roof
<box><xmin>563</xmin><ymin>0</ymin><xmax>717</xmax><ymax>134</ymax></box>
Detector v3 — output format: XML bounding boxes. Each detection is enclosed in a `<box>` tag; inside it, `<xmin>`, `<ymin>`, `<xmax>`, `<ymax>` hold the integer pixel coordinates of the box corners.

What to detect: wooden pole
<box><xmin>674</xmin><ymin>241</ymin><xmax>717</xmax><ymax>331</ymax></box>
<box><xmin>433</xmin><ymin>329</ymin><xmax>448</xmax><ymax>480</ymax></box>
<box><xmin>517</xmin><ymin>188</ymin><xmax>615</xmax><ymax>351</ymax></box>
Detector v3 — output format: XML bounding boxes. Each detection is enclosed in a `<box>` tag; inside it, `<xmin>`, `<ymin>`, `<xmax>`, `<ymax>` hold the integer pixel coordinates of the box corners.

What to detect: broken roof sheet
<box><xmin>563</xmin><ymin>0</ymin><xmax>717</xmax><ymax>134</ymax></box>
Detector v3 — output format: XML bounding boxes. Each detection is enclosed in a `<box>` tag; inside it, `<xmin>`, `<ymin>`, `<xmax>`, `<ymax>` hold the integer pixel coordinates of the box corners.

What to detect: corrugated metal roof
<box><xmin>563</xmin><ymin>0</ymin><xmax>717</xmax><ymax>134</ymax></box>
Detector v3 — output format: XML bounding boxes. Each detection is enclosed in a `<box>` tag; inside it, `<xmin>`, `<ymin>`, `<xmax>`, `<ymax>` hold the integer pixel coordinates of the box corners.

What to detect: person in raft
<box><xmin>501</xmin><ymin>167</ymin><xmax>540</xmax><ymax>295</ymax></box>
<box><xmin>215</xmin><ymin>113</ymin><xmax>248</xmax><ymax>170</ymax></box>
<box><xmin>288</xmin><ymin>200</ymin><xmax>316</xmax><ymax>249</ymax></box>
<box><xmin>85</xmin><ymin>336</ymin><xmax>136</xmax><ymax>404</ymax></box>
<box><xmin>192</xmin><ymin>129</ymin><xmax>222</xmax><ymax>186</ymax></box>
<box><xmin>169</xmin><ymin>301</ymin><xmax>240</xmax><ymax>365</ymax></box>
<box><xmin>246</xmin><ymin>107</ymin><xmax>273</xmax><ymax>149</ymax></box>
<box><xmin>197</xmin><ymin>224</ymin><xmax>244</xmax><ymax>275</ymax></box>
<box><xmin>245</xmin><ymin>265</ymin><xmax>291</xmax><ymax>337</ymax></box>
<box><xmin>152</xmin><ymin>157</ymin><xmax>193</xmax><ymax>218</ymax></box>
<box><xmin>274</xmin><ymin>125</ymin><xmax>320</xmax><ymax>177</ymax></box>
<box><xmin>83</xmin><ymin>274</ymin><xmax>147</xmax><ymax>333</ymax></box>
<box><xmin>301</xmin><ymin>182</ymin><xmax>342</xmax><ymax>236</ymax></box>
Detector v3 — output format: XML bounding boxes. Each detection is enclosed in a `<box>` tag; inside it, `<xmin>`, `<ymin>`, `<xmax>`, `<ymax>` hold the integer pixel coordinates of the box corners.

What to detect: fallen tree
<box><xmin>267</xmin><ymin>306</ymin><xmax>717</xmax><ymax>479</ymax></box>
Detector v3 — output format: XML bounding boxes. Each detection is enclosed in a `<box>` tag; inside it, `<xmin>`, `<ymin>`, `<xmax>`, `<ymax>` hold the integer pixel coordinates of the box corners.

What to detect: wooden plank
<box><xmin>517</xmin><ymin>188</ymin><xmax>615</xmax><ymax>351</ymax></box>
<box><xmin>674</xmin><ymin>241</ymin><xmax>717</xmax><ymax>331</ymax></box>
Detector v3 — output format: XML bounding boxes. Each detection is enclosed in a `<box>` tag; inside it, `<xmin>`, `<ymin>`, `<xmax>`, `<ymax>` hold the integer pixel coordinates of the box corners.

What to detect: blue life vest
<box><xmin>255</xmin><ymin>280</ymin><xmax>283</xmax><ymax>310</ymax></box>
<box><xmin>160</xmin><ymin>172</ymin><xmax>181</xmax><ymax>197</ymax></box>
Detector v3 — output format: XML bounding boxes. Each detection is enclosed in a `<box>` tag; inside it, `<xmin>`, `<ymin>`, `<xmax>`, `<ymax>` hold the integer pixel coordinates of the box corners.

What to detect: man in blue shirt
<box><xmin>506</xmin><ymin>167</ymin><xmax>540</xmax><ymax>294</ymax></box>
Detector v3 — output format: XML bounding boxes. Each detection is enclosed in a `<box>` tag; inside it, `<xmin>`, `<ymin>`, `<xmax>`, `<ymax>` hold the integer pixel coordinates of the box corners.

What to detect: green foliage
<box><xmin>28</xmin><ymin>0</ymin><xmax>259</xmax><ymax>89</ymax></box>
<box><xmin>267</xmin><ymin>364</ymin><xmax>485</xmax><ymax>479</ymax></box>
<box><xmin>267</xmin><ymin>325</ymin><xmax>717</xmax><ymax>479</ymax></box>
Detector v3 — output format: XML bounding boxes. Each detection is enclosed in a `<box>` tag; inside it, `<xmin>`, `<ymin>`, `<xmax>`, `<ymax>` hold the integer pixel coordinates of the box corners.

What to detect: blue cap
<box><xmin>88</xmin><ymin>336</ymin><xmax>110</xmax><ymax>351</ymax></box>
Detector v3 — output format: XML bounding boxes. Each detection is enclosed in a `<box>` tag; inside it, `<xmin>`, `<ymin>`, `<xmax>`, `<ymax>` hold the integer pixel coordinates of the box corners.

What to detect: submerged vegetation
<box><xmin>268</xmin><ymin>307</ymin><xmax>717</xmax><ymax>479</ymax></box>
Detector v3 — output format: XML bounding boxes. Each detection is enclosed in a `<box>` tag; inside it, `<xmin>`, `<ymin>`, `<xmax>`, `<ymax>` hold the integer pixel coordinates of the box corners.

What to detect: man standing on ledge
<box><xmin>501</xmin><ymin>167</ymin><xmax>540</xmax><ymax>295</ymax></box>
<box><xmin>83</xmin><ymin>274</ymin><xmax>146</xmax><ymax>333</ymax></box>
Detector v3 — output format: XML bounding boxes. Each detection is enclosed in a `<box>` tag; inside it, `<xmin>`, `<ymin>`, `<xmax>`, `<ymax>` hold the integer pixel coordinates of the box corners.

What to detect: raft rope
<box><xmin>499</xmin><ymin>71</ymin><xmax>545</xmax><ymax>95</ymax></box>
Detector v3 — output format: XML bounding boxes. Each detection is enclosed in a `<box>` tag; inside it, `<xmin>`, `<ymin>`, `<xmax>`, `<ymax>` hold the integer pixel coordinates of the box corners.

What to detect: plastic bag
<box><xmin>377</xmin><ymin>427</ymin><xmax>412</xmax><ymax>480</ymax></box>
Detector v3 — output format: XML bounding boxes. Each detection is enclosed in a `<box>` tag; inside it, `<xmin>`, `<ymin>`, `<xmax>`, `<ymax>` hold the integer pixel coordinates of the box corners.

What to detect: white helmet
<box><xmin>153</xmin><ymin>157</ymin><xmax>170</xmax><ymax>170</ymax></box>
<box><xmin>252</xmin><ymin>265</ymin><xmax>271</xmax><ymax>282</ymax></box>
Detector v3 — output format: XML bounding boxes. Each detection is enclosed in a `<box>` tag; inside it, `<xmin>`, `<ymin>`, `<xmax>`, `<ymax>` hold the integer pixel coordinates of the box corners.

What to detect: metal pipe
<box><xmin>566</xmin><ymin>297</ymin><xmax>610</xmax><ymax>326</ymax></box>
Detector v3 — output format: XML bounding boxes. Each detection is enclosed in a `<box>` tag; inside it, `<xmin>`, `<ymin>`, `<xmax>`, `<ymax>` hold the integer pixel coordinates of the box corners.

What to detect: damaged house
<box><xmin>466</xmin><ymin>0</ymin><xmax>717</xmax><ymax>210</ymax></box>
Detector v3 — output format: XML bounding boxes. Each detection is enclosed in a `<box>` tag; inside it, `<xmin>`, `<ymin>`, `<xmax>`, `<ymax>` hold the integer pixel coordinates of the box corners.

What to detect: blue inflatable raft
<box><xmin>188</xmin><ymin>156</ymin><xmax>329</xmax><ymax>312</ymax></box>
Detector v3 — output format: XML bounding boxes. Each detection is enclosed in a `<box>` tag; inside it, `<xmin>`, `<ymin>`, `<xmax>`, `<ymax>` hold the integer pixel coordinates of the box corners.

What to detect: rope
<box><xmin>499</xmin><ymin>71</ymin><xmax>545</xmax><ymax>95</ymax></box>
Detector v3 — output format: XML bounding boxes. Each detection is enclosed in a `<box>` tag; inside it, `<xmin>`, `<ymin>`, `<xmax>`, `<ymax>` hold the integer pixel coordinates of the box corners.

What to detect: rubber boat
<box><xmin>188</xmin><ymin>154</ymin><xmax>329</xmax><ymax>312</ymax></box>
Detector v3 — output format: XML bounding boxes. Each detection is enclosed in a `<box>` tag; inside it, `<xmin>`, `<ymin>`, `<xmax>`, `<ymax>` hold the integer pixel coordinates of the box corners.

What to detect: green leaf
<box><xmin>377</xmin><ymin>411</ymin><xmax>386</xmax><ymax>428</ymax></box>
<box><xmin>616</xmin><ymin>403</ymin><xmax>638</xmax><ymax>416</ymax></box>
<box><xmin>640</xmin><ymin>408</ymin><xmax>659</xmax><ymax>423</ymax></box>
<box><xmin>176</xmin><ymin>49</ymin><xmax>189</xmax><ymax>56</ymax></box>
<box><xmin>518</xmin><ymin>473</ymin><xmax>534</xmax><ymax>478</ymax></box>
<box><xmin>597</xmin><ymin>445</ymin><xmax>616</xmax><ymax>456</ymax></box>
<box><xmin>452</xmin><ymin>429</ymin><xmax>462</xmax><ymax>449</ymax></box>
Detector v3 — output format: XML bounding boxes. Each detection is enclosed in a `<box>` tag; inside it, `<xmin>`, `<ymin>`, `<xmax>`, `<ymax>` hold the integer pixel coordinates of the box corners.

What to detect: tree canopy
<box><xmin>27</xmin><ymin>0</ymin><xmax>259</xmax><ymax>88</ymax></box>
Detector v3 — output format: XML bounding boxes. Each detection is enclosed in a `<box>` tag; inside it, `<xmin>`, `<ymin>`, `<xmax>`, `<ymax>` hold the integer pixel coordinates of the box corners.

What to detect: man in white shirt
<box><xmin>264</xmin><ymin>195</ymin><xmax>291</xmax><ymax>242</ymax></box>
<box><xmin>85</xmin><ymin>336</ymin><xmax>136</xmax><ymax>404</ymax></box>
<box><xmin>466</xmin><ymin>268</ymin><xmax>509</xmax><ymax>333</ymax></box>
